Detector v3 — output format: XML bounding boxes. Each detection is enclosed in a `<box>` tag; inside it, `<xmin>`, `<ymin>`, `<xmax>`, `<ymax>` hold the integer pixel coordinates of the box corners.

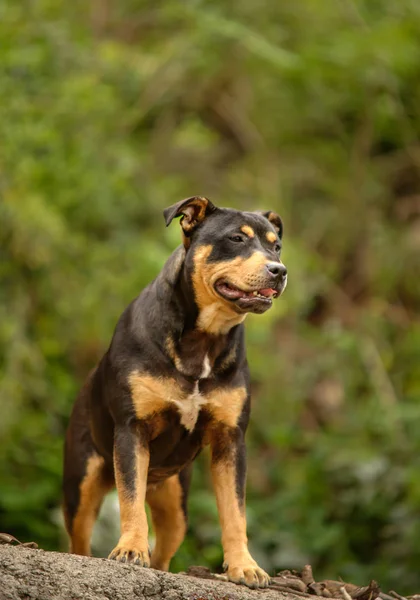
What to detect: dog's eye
<box><xmin>229</xmin><ymin>235</ymin><xmax>245</xmax><ymax>243</ymax></box>
<box><xmin>274</xmin><ymin>244</ymin><xmax>281</xmax><ymax>253</ymax></box>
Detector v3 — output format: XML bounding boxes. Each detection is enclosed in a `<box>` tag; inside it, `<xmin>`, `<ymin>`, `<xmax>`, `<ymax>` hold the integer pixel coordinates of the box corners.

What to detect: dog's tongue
<box><xmin>259</xmin><ymin>288</ymin><xmax>276</xmax><ymax>297</ymax></box>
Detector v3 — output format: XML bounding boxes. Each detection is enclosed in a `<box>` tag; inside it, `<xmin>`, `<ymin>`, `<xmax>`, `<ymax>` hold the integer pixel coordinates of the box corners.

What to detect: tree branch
<box><xmin>0</xmin><ymin>545</ymin><xmax>299</xmax><ymax>600</ymax></box>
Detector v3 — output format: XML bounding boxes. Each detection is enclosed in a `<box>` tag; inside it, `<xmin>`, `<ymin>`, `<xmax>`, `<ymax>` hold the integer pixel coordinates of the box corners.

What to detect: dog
<box><xmin>63</xmin><ymin>196</ymin><xmax>287</xmax><ymax>588</ymax></box>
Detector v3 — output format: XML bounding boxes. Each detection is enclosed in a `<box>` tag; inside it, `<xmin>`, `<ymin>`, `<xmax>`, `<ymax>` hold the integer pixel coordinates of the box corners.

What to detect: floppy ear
<box><xmin>258</xmin><ymin>211</ymin><xmax>283</xmax><ymax>238</ymax></box>
<box><xmin>163</xmin><ymin>196</ymin><xmax>216</xmax><ymax>235</ymax></box>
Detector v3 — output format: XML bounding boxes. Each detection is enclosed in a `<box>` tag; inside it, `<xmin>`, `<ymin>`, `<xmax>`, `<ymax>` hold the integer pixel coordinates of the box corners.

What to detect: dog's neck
<box><xmin>165</xmin><ymin>267</ymin><xmax>242</xmax><ymax>380</ymax></box>
<box><xmin>196</xmin><ymin>303</ymin><xmax>246</xmax><ymax>335</ymax></box>
<box><xmin>176</xmin><ymin>265</ymin><xmax>199</xmax><ymax>329</ymax></box>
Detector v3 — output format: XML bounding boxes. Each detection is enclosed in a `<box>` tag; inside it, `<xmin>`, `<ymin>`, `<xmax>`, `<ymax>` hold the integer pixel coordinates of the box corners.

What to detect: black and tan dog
<box><xmin>63</xmin><ymin>196</ymin><xmax>287</xmax><ymax>588</ymax></box>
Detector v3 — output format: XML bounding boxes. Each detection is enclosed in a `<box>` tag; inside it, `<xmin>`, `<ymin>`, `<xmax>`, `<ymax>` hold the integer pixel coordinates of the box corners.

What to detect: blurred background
<box><xmin>1</xmin><ymin>0</ymin><xmax>420</xmax><ymax>593</ymax></box>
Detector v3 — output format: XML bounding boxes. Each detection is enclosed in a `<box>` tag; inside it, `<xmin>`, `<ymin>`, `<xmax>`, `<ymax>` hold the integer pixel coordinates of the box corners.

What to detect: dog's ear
<box><xmin>257</xmin><ymin>211</ymin><xmax>283</xmax><ymax>238</ymax></box>
<box><xmin>163</xmin><ymin>196</ymin><xmax>216</xmax><ymax>235</ymax></box>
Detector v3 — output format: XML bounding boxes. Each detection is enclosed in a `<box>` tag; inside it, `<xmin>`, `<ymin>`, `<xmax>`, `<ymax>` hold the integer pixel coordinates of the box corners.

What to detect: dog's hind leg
<box><xmin>146</xmin><ymin>465</ymin><xmax>192</xmax><ymax>571</ymax></box>
<box><xmin>63</xmin><ymin>451</ymin><xmax>112</xmax><ymax>555</ymax></box>
<box><xmin>63</xmin><ymin>391</ymin><xmax>114</xmax><ymax>556</ymax></box>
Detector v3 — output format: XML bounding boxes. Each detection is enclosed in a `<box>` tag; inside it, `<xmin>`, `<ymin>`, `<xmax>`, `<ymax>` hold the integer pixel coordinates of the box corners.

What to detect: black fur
<box><xmin>63</xmin><ymin>199</ymin><xmax>286</xmax><ymax>567</ymax></box>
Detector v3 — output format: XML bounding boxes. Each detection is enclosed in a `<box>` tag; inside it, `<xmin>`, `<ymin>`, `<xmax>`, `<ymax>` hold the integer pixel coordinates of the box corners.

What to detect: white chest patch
<box><xmin>201</xmin><ymin>354</ymin><xmax>211</xmax><ymax>378</ymax></box>
<box><xmin>170</xmin><ymin>354</ymin><xmax>212</xmax><ymax>431</ymax></box>
<box><xmin>172</xmin><ymin>382</ymin><xmax>206</xmax><ymax>431</ymax></box>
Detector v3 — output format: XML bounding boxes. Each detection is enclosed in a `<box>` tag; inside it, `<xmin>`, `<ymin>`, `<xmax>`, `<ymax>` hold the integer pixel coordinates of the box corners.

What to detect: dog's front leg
<box><xmin>109</xmin><ymin>423</ymin><xmax>150</xmax><ymax>566</ymax></box>
<box><xmin>210</xmin><ymin>425</ymin><xmax>270</xmax><ymax>588</ymax></box>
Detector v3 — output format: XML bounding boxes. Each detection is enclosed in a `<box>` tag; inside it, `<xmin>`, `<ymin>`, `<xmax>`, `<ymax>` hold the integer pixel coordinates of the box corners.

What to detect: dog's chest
<box><xmin>172</xmin><ymin>354</ymin><xmax>211</xmax><ymax>431</ymax></box>
<box><xmin>129</xmin><ymin>355</ymin><xmax>215</xmax><ymax>433</ymax></box>
<box><xmin>164</xmin><ymin>330</ymin><xmax>227</xmax><ymax>431</ymax></box>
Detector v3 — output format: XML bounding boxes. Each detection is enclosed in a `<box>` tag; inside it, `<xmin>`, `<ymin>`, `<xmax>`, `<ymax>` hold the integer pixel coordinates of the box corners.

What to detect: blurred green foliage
<box><xmin>1</xmin><ymin>0</ymin><xmax>420</xmax><ymax>592</ymax></box>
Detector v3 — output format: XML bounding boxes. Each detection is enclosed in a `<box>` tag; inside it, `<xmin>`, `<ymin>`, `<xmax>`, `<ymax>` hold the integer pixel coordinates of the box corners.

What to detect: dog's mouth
<box><xmin>215</xmin><ymin>279</ymin><xmax>279</xmax><ymax>312</ymax></box>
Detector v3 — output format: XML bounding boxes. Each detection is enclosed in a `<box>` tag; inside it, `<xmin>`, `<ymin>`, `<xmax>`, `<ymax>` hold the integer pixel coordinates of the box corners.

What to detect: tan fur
<box><xmin>131</xmin><ymin>370</ymin><xmax>206</xmax><ymax>431</ymax></box>
<box><xmin>191</xmin><ymin>245</ymin><xmax>244</xmax><ymax>335</ymax></box>
<box><xmin>211</xmin><ymin>458</ymin><xmax>247</xmax><ymax>549</ymax></box>
<box><xmin>241</xmin><ymin>225</ymin><xmax>255</xmax><ymax>238</ymax></box>
<box><xmin>70</xmin><ymin>453</ymin><xmax>112</xmax><ymax>556</ymax></box>
<box><xmin>166</xmin><ymin>337</ymin><xmax>184</xmax><ymax>373</ymax></box>
<box><xmin>181</xmin><ymin>197</ymin><xmax>210</xmax><ymax>233</ymax></box>
<box><xmin>211</xmin><ymin>456</ymin><xmax>268</xmax><ymax>586</ymax></box>
<box><xmin>129</xmin><ymin>372</ymin><xmax>176</xmax><ymax>420</ymax></box>
<box><xmin>110</xmin><ymin>442</ymin><xmax>150</xmax><ymax>564</ymax></box>
<box><xmin>129</xmin><ymin>370</ymin><xmax>245</xmax><ymax>431</ymax></box>
<box><xmin>197</xmin><ymin>304</ymin><xmax>247</xmax><ymax>335</ymax></box>
<box><xmin>192</xmin><ymin>246</ymin><xmax>271</xmax><ymax>335</ymax></box>
<box><xmin>146</xmin><ymin>475</ymin><xmax>186</xmax><ymax>571</ymax></box>
<box><xmin>266</xmin><ymin>231</ymin><xmax>277</xmax><ymax>243</ymax></box>
<box><xmin>206</xmin><ymin>386</ymin><xmax>247</xmax><ymax>428</ymax></box>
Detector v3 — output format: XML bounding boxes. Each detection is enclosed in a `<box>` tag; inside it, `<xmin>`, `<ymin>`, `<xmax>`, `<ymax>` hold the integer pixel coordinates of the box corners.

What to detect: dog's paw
<box><xmin>108</xmin><ymin>540</ymin><xmax>150</xmax><ymax>567</ymax></box>
<box><xmin>224</xmin><ymin>563</ymin><xmax>271</xmax><ymax>589</ymax></box>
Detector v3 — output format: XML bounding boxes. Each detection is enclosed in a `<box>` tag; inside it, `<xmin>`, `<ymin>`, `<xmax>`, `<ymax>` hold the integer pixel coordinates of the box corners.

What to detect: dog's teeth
<box><xmin>253</xmin><ymin>291</ymin><xmax>258</xmax><ymax>296</ymax></box>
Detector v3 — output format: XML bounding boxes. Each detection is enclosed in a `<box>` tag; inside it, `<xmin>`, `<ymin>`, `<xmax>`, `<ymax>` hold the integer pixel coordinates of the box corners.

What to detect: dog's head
<box><xmin>164</xmin><ymin>196</ymin><xmax>287</xmax><ymax>322</ymax></box>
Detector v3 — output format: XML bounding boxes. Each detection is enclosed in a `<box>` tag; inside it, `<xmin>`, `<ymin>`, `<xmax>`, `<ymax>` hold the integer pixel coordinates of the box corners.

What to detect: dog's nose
<box><xmin>266</xmin><ymin>262</ymin><xmax>287</xmax><ymax>280</ymax></box>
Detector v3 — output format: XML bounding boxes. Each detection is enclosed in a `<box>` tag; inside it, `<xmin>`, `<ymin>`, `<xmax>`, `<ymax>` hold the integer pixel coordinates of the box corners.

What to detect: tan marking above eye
<box><xmin>240</xmin><ymin>225</ymin><xmax>255</xmax><ymax>238</ymax></box>
<box><xmin>266</xmin><ymin>231</ymin><xmax>277</xmax><ymax>243</ymax></box>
